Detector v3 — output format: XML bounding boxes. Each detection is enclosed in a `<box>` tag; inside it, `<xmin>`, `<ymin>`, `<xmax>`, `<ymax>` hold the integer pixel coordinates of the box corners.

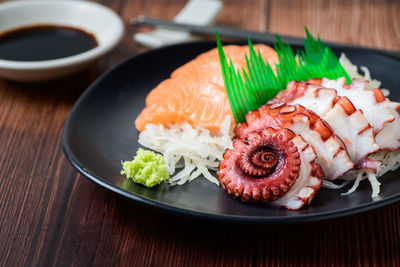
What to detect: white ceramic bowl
<box><xmin>0</xmin><ymin>0</ymin><xmax>124</xmax><ymax>82</ymax></box>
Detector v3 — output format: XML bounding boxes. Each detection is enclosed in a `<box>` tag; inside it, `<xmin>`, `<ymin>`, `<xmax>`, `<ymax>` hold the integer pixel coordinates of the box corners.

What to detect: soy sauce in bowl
<box><xmin>0</xmin><ymin>25</ymin><xmax>98</xmax><ymax>61</ymax></box>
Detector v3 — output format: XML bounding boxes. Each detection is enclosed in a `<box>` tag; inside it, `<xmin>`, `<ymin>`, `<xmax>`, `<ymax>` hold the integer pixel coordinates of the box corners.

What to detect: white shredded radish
<box><xmin>341</xmin><ymin>171</ymin><xmax>364</xmax><ymax>195</ymax></box>
<box><xmin>138</xmin><ymin>116</ymin><xmax>233</xmax><ymax>186</ymax></box>
<box><xmin>367</xmin><ymin>170</ymin><xmax>381</xmax><ymax>198</ymax></box>
<box><xmin>322</xmin><ymin>180</ymin><xmax>350</xmax><ymax>189</ymax></box>
<box><xmin>373</xmin><ymin>150</ymin><xmax>400</xmax><ymax>176</ymax></box>
<box><xmin>328</xmin><ymin>150</ymin><xmax>400</xmax><ymax>197</ymax></box>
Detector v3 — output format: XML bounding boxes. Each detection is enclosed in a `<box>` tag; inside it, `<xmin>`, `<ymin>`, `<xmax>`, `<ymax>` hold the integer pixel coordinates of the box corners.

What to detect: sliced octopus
<box><xmin>274</xmin><ymin>78</ymin><xmax>400</xmax><ymax>167</ymax></box>
<box><xmin>235</xmin><ymin>103</ymin><xmax>354</xmax><ymax>180</ymax></box>
<box><xmin>274</xmin><ymin>80</ymin><xmax>381</xmax><ymax>171</ymax></box>
<box><xmin>321</xmin><ymin>78</ymin><xmax>400</xmax><ymax>151</ymax></box>
<box><xmin>217</xmin><ymin>78</ymin><xmax>400</xmax><ymax>209</ymax></box>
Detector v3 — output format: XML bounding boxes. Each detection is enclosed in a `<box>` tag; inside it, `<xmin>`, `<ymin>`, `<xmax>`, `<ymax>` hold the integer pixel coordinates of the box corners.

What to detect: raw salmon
<box><xmin>135</xmin><ymin>44</ymin><xmax>279</xmax><ymax>134</ymax></box>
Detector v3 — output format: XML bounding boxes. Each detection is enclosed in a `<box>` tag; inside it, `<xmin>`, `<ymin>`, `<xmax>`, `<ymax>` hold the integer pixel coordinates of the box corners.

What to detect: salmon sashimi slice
<box><xmin>137</xmin><ymin>79</ymin><xmax>231</xmax><ymax>134</ymax></box>
<box><xmin>171</xmin><ymin>44</ymin><xmax>279</xmax><ymax>87</ymax></box>
<box><xmin>135</xmin><ymin>44</ymin><xmax>279</xmax><ymax>134</ymax></box>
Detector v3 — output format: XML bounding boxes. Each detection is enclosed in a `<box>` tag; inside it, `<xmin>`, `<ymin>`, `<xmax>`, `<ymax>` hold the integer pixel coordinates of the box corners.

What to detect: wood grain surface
<box><xmin>0</xmin><ymin>0</ymin><xmax>399</xmax><ymax>266</ymax></box>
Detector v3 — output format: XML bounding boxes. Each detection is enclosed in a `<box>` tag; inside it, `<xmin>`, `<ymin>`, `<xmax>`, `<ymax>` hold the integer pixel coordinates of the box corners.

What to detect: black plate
<box><xmin>62</xmin><ymin>41</ymin><xmax>400</xmax><ymax>223</ymax></box>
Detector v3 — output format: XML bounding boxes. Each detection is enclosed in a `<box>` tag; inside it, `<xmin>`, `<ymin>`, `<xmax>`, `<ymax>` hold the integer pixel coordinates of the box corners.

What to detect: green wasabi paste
<box><xmin>121</xmin><ymin>148</ymin><xmax>169</xmax><ymax>187</ymax></box>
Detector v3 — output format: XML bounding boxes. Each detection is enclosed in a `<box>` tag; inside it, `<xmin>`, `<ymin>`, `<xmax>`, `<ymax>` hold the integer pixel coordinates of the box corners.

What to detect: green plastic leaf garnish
<box><xmin>217</xmin><ymin>28</ymin><xmax>351</xmax><ymax>124</ymax></box>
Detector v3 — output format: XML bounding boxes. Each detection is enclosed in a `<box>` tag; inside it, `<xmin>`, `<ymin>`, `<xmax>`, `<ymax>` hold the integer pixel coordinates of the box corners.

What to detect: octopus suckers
<box><xmin>218</xmin><ymin>127</ymin><xmax>303</xmax><ymax>203</ymax></box>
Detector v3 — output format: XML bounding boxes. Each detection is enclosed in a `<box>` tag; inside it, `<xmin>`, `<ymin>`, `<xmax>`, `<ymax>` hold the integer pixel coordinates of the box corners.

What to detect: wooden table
<box><xmin>1</xmin><ymin>0</ymin><xmax>399</xmax><ymax>266</ymax></box>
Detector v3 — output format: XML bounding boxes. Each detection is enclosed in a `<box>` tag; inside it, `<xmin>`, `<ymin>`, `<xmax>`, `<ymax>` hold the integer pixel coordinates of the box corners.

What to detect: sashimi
<box><xmin>135</xmin><ymin>44</ymin><xmax>279</xmax><ymax>134</ymax></box>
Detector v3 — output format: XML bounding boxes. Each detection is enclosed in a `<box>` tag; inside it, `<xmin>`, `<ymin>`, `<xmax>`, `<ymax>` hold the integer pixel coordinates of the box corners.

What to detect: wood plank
<box><xmin>254</xmin><ymin>205</ymin><xmax>400</xmax><ymax>266</ymax></box>
<box><xmin>0</xmin><ymin>0</ymin><xmax>124</xmax><ymax>265</ymax></box>
<box><xmin>216</xmin><ymin>0</ymin><xmax>268</xmax><ymax>31</ymax></box>
<box><xmin>0</xmin><ymin>0</ymin><xmax>399</xmax><ymax>266</ymax></box>
<box><xmin>0</xmin><ymin>72</ymin><xmax>97</xmax><ymax>266</ymax></box>
<box><xmin>268</xmin><ymin>0</ymin><xmax>400</xmax><ymax>50</ymax></box>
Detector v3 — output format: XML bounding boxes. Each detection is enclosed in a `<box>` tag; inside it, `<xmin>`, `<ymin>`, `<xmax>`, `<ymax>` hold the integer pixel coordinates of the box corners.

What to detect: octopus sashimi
<box><xmin>321</xmin><ymin>78</ymin><xmax>400</xmax><ymax>150</ymax></box>
<box><xmin>218</xmin><ymin>128</ymin><xmax>323</xmax><ymax>209</ymax></box>
<box><xmin>271</xmin><ymin>135</ymin><xmax>323</xmax><ymax>210</ymax></box>
<box><xmin>322</xmin><ymin>98</ymin><xmax>380</xmax><ymax>170</ymax></box>
<box><xmin>135</xmin><ymin>44</ymin><xmax>279</xmax><ymax>134</ymax></box>
<box><xmin>280</xmin><ymin>81</ymin><xmax>380</xmax><ymax>169</ymax></box>
<box><xmin>235</xmin><ymin>103</ymin><xmax>354</xmax><ymax>180</ymax></box>
<box><xmin>218</xmin><ymin>78</ymin><xmax>400</xmax><ymax>208</ymax></box>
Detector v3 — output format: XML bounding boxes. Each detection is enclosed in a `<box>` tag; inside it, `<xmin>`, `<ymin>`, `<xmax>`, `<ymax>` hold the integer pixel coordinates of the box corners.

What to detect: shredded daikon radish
<box><xmin>367</xmin><ymin>170</ymin><xmax>381</xmax><ymax>197</ymax></box>
<box><xmin>138</xmin><ymin>116</ymin><xmax>233</xmax><ymax>186</ymax></box>
<box><xmin>322</xmin><ymin>180</ymin><xmax>350</xmax><ymax>189</ymax></box>
<box><xmin>330</xmin><ymin>150</ymin><xmax>400</xmax><ymax>197</ymax></box>
<box><xmin>341</xmin><ymin>171</ymin><xmax>364</xmax><ymax>195</ymax></box>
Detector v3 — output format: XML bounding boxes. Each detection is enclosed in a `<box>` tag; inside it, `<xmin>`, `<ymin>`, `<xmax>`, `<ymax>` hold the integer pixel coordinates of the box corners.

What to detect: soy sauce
<box><xmin>0</xmin><ymin>25</ymin><xmax>98</xmax><ymax>61</ymax></box>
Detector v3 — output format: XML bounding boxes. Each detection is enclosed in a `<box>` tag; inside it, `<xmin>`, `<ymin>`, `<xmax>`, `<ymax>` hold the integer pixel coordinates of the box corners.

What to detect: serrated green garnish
<box><xmin>217</xmin><ymin>28</ymin><xmax>351</xmax><ymax>124</ymax></box>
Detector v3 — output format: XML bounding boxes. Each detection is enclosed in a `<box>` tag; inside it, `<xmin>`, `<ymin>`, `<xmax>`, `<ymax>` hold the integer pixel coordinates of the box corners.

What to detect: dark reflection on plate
<box><xmin>63</xmin><ymin>41</ymin><xmax>400</xmax><ymax>223</ymax></box>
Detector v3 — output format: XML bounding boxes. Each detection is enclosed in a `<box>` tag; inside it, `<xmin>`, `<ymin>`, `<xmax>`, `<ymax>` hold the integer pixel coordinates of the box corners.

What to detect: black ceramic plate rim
<box><xmin>62</xmin><ymin>40</ymin><xmax>400</xmax><ymax>223</ymax></box>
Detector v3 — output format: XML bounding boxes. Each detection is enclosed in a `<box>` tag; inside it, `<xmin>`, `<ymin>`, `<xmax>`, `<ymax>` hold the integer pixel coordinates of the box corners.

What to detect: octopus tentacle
<box><xmin>321</xmin><ymin>78</ymin><xmax>400</xmax><ymax>150</ymax></box>
<box><xmin>235</xmin><ymin>103</ymin><xmax>353</xmax><ymax>180</ymax></box>
<box><xmin>240</xmin><ymin>148</ymin><xmax>278</xmax><ymax>176</ymax></box>
<box><xmin>218</xmin><ymin>128</ymin><xmax>324</xmax><ymax>208</ymax></box>
<box><xmin>280</xmin><ymin>81</ymin><xmax>380</xmax><ymax>169</ymax></box>
<box><xmin>219</xmin><ymin>78</ymin><xmax>399</xmax><ymax>208</ymax></box>
<box><xmin>271</xmin><ymin>135</ymin><xmax>323</xmax><ymax>210</ymax></box>
<box><xmin>270</xmin><ymin>80</ymin><xmax>322</xmax><ymax>105</ymax></box>
<box><xmin>218</xmin><ymin>128</ymin><xmax>302</xmax><ymax>203</ymax></box>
